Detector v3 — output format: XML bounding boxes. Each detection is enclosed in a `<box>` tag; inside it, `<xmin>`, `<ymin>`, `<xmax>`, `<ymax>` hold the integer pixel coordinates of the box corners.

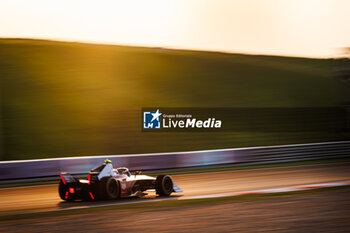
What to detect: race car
<box><xmin>58</xmin><ymin>159</ymin><xmax>182</xmax><ymax>201</ymax></box>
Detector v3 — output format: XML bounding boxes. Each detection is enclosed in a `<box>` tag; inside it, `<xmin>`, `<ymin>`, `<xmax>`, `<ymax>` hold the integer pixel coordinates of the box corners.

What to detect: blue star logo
<box><xmin>143</xmin><ymin>109</ymin><xmax>162</xmax><ymax>129</ymax></box>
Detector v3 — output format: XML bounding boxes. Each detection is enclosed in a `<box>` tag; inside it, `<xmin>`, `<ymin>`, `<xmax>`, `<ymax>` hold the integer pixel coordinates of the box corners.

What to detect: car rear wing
<box><xmin>59</xmin><ymin>172</ymin><xmax>78</xmax><ymax>184</ymax></box>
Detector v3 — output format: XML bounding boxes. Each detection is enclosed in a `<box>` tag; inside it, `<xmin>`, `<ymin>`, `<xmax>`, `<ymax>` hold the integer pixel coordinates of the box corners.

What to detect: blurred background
<box><xmin>1</xmin><ymin>1</ymin><xmax>350</xmax><ymax>232</ymax></box>
<box><xmin>0</xmin><ymin>0</ymin><xmax>350</xmax><ymax>161</ymax></box>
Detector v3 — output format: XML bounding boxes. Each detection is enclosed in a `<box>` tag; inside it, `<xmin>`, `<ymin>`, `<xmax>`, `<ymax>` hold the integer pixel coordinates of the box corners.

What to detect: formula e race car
<box><xmin>58</xmin><ymin>159</ymin><xmax>182</xmax><ymax>201</ymax></box>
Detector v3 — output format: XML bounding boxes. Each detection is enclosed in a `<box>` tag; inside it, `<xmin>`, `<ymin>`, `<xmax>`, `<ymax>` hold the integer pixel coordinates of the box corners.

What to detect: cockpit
<box><xmin>114</xmin><ymin>167</ymin><xmax>131</xmax><ymax>177</ymax></box>
<box><xmin>90</xmin><ymin>160</ymin><xmax>131</xmax><ymax>178</ymax></box>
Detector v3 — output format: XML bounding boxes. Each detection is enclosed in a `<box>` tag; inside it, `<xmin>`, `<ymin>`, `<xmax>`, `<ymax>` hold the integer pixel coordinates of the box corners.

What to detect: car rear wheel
<box><xmin>99</xmin><ymin>177</ymin><xmax>120</xmax><ymax>200</ymax></box>
<box><xmin>156</xmin><ymin>175</ymin><xmax>173</xmax><ymax>196</ymax></box>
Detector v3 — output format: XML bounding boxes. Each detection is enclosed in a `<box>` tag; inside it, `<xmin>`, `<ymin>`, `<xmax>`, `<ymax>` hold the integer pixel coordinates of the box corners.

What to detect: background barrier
<box><xmin>1</xmin><ymin>141</ymin><xmax>349</xmax><ymax>181</ymax></box>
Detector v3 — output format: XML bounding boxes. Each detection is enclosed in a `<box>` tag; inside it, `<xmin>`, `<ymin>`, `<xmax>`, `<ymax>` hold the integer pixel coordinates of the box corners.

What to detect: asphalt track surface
<box><xmin>0</xmin><ymin>163</ymin><xmax>349</xmax><ymax>216</ymax></box>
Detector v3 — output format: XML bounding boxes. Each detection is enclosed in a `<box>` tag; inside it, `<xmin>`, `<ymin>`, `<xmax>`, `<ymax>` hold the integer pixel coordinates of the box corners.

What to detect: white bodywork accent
<box><xmin>131</xmin><ymin>175</ymin><xmax>156</xmax><ymax>181</ymax></box>
<box><xmin>97</xmin><ymin>163</ymin><xmax>114</xmax><ymax>180</ymax></box>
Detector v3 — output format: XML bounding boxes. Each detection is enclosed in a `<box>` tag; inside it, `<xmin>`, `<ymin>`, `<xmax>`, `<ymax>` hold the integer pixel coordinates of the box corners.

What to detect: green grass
<box><xmin>1</xmin><ymin>185</ymin><xmax>349</xmax><ymax>222</ymax></box>
<box><xmin>0</xmin><ymin>38</ymin><xmax>348</xmax><ymax>160</ymax></box>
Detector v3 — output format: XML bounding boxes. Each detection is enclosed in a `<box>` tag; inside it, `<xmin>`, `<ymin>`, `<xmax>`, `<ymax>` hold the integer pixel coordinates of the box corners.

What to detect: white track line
<box><xmin>0</xmin><ymin>184</ymin><xmax>56</xmax><ymax>190</ymax></box>
<box><xmin>1</xmin><ymin>180</ymin><xmax>349</xmax><ymax>217</ymax></box>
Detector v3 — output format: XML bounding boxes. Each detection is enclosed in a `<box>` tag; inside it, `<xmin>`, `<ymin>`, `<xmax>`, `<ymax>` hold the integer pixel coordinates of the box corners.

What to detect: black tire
<box><xmin>155</xmin><ymin>175</ymin><xmax>173</xmax><ymax>196</ymax></box>
<box><xmin>98</xmin><ymin>177</ymin><xmax>120</xmax><ymax>200</ymax></box>
<box><xmin>58</xmin><ymin>180</ymin><xmax>74</xmax><ymax>201</ymax></box>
